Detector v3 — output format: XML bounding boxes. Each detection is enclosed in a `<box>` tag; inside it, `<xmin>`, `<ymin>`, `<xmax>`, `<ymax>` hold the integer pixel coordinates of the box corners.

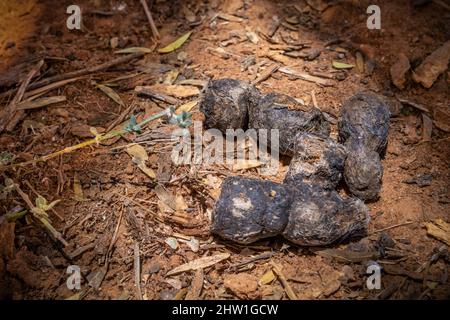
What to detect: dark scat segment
<box><xmin>211</xmin><ymin>176</ymin><xmax>291</xmax><ymax>244</ymax></box>
<box><xmin>338</xmin><ymin>91</ymin><xmax>390</xmax><ymax>155</ymax></box>
<box><xmin>284</xmin><ymin>133</ymin><xmax>347</xmax><ymax>190</ymax></box>
<box><xmin>344</xmin><ymin>142</ymin><xmax>383</xmax><ymax>202</ymax></box>
<box><xmin>282</xmin><ymin>183</ymin><xmax>369</xmax><ymax>246</ymax></box>
<box><xmin>211</xmin><ymin>177</ymin><xmax>370</xmax><ymax>246</ymax></box>
<box><xmin>199</xmin><ymin>79</ymin><xmax>261</xmax><ymax>133</ymax></box>
<box><xmin>249</xmin><ymin>93</ymin><xmax>330</xmax><ymax>156</ymax></box>
<box><xmin>338</xmin><ymin>92</ymin><xmax>390</xmax><ymax>202</ymax></box>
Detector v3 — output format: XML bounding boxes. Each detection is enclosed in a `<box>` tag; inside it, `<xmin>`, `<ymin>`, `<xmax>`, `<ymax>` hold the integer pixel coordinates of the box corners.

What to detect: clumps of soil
<box><xmin>338</xmin><ymin>92</ymin><xmax>390</xmax><ymax>202</ymax></box>
<box><xmin>203</xmin><ymin>80</ymin><xmax>391</xmax><ymax>246</ymax></box>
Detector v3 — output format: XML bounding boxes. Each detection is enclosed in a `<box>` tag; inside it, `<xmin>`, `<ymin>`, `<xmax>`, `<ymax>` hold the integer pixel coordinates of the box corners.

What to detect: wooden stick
<box><xmin>34</xmin><ymin>53</ymin><xmax>144</xmax><ymax>89</ymax></box>
<box><xmin>251</xmin><ymin>64</ymin><xmax>279</xmax><ymax>85</ymax></box>
<box><xmin>0</xmin><ymin>60</ymin><xmax>44</xmax><ymax>132</ymax></box>
<box><xmin>371</xmin><ymin>221</ymin><xmax>415</xmax><ymax>234</ymax></box>
<box><xmin>134</xmin><ymin>242</ymin><xmax>143</xmax><ymax>300</ymax></box>
<box><xmin>140</xmin><ymin>0</ymin><xmax>160</xmax><ymax>39</ymax></box>
<box><xmin>135</xmin><ymin>86</ymin><xmax>180</xmax><ymax>104</ymax></box>
<box><xmin>0</xmin><ymin>53</ymin><xmax>144</xmax><ymax>102</ymax></box>
<box><xmin>16</xmin><ymin>96</ymin><xmax>66</xmax><ymax>110</ymax></box>
<box><xmin>271</xmin><ymin>261</ymin><xmax>298</xmax><ymax>300</ymax></box>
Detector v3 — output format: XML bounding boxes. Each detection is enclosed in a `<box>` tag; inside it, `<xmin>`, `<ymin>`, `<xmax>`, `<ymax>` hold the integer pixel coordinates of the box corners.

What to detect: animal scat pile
<box><xmin>200</xmin><ymin>79</ymin><xmax>390</xmax><ymax>245</ymax></box>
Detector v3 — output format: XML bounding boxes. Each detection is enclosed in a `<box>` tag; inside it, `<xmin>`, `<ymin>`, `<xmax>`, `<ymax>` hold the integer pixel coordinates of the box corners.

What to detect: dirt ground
<box><xmin>0</xmin><ymin>0</ymin><xmax>449</xmax><ymax>300</ymax></box>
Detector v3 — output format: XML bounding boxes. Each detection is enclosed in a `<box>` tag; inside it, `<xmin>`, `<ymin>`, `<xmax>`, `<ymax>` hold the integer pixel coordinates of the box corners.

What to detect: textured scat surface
<box><xmin>284</xmin><ymin>132</ymin><xmax>347</xmax><ymax>190</ymax></box>
<box><xmin>344</xmin><ymin>143</ymin><xmax>383</xmax><ymax>202</ymax></box>
<box><xmin>249</xmin><ymin>93</ymin><xmax>330</xmax><ymax>156</ymax></box>
<box><xmin>199</xmin><ymin>78</ymin><xmax>261</xmax><ymax>133</ymax></box>
<box><xmin>338</xmin><ymin>92</ymin><xmax>390</xmax><ymax>202</ymax></box>
<box><xmin>211</xmin><ymin>176</ymin><xmax>291</xmax><ymax>244</ymax></box>
<box><xmin>212</xmin><ymin>177</ymin><xmax>370</xmax><ymax>246</ymax></box>
<box><xmin>282</xmin><ymin>183</ymin><xmax>369</xmax><ymax>246</ymax></box>
<box><xmin>338</xmin><ymin>91</ymin><xmax>390</xmax><ymax>155</ymax></box>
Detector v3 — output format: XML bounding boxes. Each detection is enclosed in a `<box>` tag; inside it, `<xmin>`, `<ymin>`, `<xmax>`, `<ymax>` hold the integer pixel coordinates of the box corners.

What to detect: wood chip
<box><xmin>166</xmin><ymin>253</ymin><xmax>230</xmax><ymax>276</ymax></box>
<box><xmin>147</xmin><ymin>84</ymin><xmax>199</xmax><ymax>98</ymax></box>
<box><xmin>217</xmin><ymin>12</ymin><xmax>244</xmax><ymax>22</ymax></box>
<box><xmin>279</xmin><ymin>66</ymin><xmax>334</xmax><ymax>86</ymax></box>
<box><xmin>134</xmin><ymin>242</ymin><xmax>143</xmax><ymax>300</ymax></box>
<box><xmin>397</xmin><ymin>97</ymin><xmax>430</xmax><ymax>113</ymax></box>
<box><xmin>425</xmin><ymin>219</ymin><xmax>450</xmax><ymax>246</ymax></box>
<box><xmin>185</xmin><ymin>269</ymin><xmax>204</xmax><ymax>300</ymax></box>
<box><xmin>16</xmin><ymin>96</ymin><xmax>66</xmax><ymax>110</ymax></box>
<box><xmin>135</xmin><ymin>86</ymin><xmax>180</xmax><ymax>104</ymax></box>
<box><xmin>251</xmin><ymin>64</ymin><xmax>279</xmax><ymax>85</ymax></box>
<box><xmin>271</xmin><ymin>262</ymin><xmax>298</xmax><ymax>300</ymax></box>
<box><xmin>422</xmin><ymin>113</ymin><xmax>433</xmax><ymax>142</ymax></box>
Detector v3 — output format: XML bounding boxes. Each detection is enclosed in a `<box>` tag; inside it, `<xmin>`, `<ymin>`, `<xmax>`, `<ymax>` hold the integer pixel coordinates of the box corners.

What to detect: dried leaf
<box><xmin>425</xmin><ymin>219</ymin><xmax>450</xmax><ymax>246</ymax></box>
<box><xmin>232</xmin><ymin>159</ymin><xmax>263</xmax><ymax>171</ymax></box>
<box><xmin>126</xmin><ymin>144</ymin><xmax>148</xmax><ymax>161</ymax></box>
<box><xmin>334</xmin><ymin>47</ymin><xmax>348</xmax><ymax>53</ymax></box>
<box><xmin>332</xmin><ymin>61</ymin><xmax>354</xmax><ymax>69</ymax></box>
<box><xmin>176</xmin><ymin>79</ymin><xmax>206</xmax><ymax>87</ymax></box>
<box><xmin>185</xmin><ymin>237</ymin><xmax>200</xmax><ymax>252</ymax></box>
<box><xmin>154</xmin><ymin>185</ymin><xmax>177</xmax><ymax>211</ymax></box>
<box><xmin>185</xmin><ymin>269</ymin><xmax>203</xmax><ymax>300</ymax></box>
<box><xmin>16</xmin><ymin>96</ymin><xmax>66</xmax><ymax>110</ymax></box>
<box><xmin>259</xmin><ymin>270</ymin><xmax>276</xmax><ymax>285</ymax></box>
<box><xmin>173</xmin><ymin>288</ymin><xmax>188</xmax><ymax>300</ymax></box>
<box><xmin>285</xmin><ymin>15</ymin><xmax>300</xmax><ymax>24</ymax></box>
<box><xmin>148</xmin><ymin>84</ymin><xmax>199</xmax><ymax>98</ymax></box>
<box><xmin>163</xmin><ymin>69</ymin><xmax>179</xmax><ymax>85</ymax></box>
<box><xmin>176</xmin><ymin>100</ymin><xmax>198</xmax><ymax>115</ymax></box>
<box><xmin>158</xmin><ymin>31</ymin><xmax>192</xmax><ymax>53</ymax></box>
<box><xmin>73</xmin><ymin>174</ymin><xmax>84</xmax><ymax>201</ymax></box>
<box><xmin>166</xmin><ymin>253</ymin><xmax>230</xmax><ymax>276</ymax></box>
<box><xmin>175</xmin><ymin>194</ymin><xmax>188</xmax><ymax>211</ymax></box>
<box><xmin>182</xmin><ymin>5</ymin><xmax>196</xmax><ymax>23</ymax></box>
<box><xmin>355</xmin><ymin>51</ymin><xmax>364</xmax><ymax>73</ymax></box>
<box><xmin>165</xmin><ymin>237</ymin><xmax>179</xmax><ymax>250</ymax></box>
<box><xmin>305</xmin><ymin>0</ymin><xmax>329</xmax><ymax>11</ymax></box>
<box><xmin>246</xmin><ymin>31</ymin><xmax>259</xmax><ymax>44</ymax></box>
<box><xmin>97</xmin><ymin>84</ymin><xmax>124</xmax><ymax>106</ymax></box>
<box><xmin>217</xmin><ymin>12</ymin><xmax>244</xmax><ymax>22</ymax></box>
<box><xmin>114</xmin><ymin>47</ymin><xmax>154</xmax><ymax>54</ymax></box>
<box><xmin>422</xmin><ymin>113</ymin><xmax>433</xmax><ymax>142</ymax></box>
<box><xmin>317</xmin><ymin>248</ymin><xmax>379</xmax><ymax>263</ymax></box>
<box><xmin>126</xmin><ymin>144</ymin><xmax>156</xmax><ymax>179</ymax></box>
<box><xmin>87</xmin><ymin>265</ymin><xmax>108</xmax><ymax>289</ymax></box>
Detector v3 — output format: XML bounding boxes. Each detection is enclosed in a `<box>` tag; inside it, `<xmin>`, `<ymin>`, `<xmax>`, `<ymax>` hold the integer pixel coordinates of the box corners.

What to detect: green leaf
<box><xmin>158</xmin><ymin>31</ymin><xmax>192</xmax><ymax>53</ymax></box>
<box><xmin>332</xmin><ymin>61</ymin><xmax>354</xmax><ymax>69</ymax></box>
